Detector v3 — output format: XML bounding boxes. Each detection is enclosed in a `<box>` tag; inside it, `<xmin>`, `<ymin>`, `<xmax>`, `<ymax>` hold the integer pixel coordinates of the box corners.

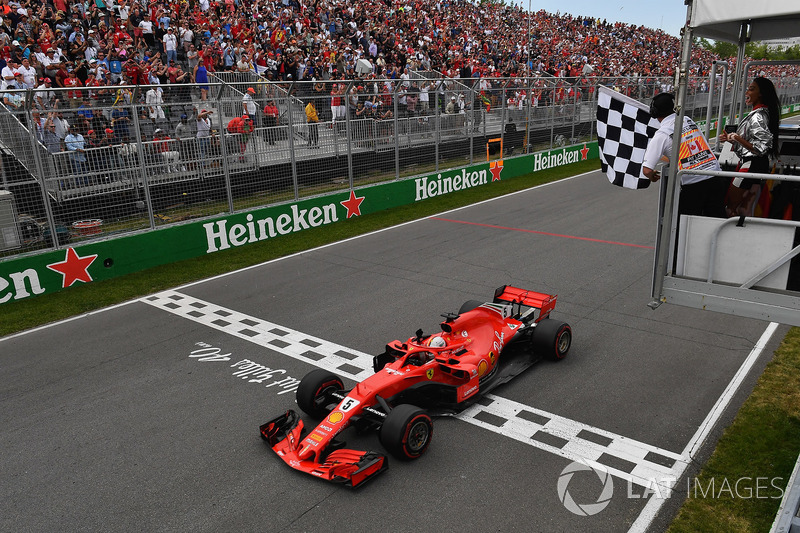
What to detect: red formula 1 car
<box><xmin>260</xmin><ymin>285</ymin><xmax>572</xmax><ymax>487</ymax></box>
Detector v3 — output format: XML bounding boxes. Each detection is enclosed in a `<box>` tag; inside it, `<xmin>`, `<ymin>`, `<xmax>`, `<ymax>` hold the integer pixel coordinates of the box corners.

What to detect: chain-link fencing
<box><xmin>1</xmin><ymin>74</ymin><xmax>799</xmax><ymax>260</ymax></box>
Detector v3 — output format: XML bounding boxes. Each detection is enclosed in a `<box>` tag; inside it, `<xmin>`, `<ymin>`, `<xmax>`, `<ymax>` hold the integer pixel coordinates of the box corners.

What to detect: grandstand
<box><xmin>1</xmin><ymin>0</ymin><xmax>800</xmax><ymax>257</ymax></box>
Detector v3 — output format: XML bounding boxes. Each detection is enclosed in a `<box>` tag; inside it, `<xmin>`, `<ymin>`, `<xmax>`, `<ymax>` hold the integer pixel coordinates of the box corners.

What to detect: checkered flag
<box><xmin>596</xmin><ymin>86</ymin><xmax>660</xmax><ymax>189</ymax></box>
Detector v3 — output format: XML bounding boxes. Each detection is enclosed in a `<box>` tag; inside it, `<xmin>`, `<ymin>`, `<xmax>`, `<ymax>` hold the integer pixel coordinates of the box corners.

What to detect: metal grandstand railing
<box><xmin>0</xmin><ymin>75</ymin><xmax>799</xmax><ymax>259</ymax></box>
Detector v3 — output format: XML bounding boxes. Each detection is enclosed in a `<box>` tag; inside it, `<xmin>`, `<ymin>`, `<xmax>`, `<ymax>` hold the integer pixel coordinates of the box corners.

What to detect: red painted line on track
<box><xmin>431</xmin><ymin>217</ymin><xmax>655</xmax><ymax>249</ymax></box>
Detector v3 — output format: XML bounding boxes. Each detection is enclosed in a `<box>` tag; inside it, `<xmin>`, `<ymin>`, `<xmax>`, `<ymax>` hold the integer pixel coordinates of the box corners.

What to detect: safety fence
<box><xmin>0</xmin><ymin>74</ymin><xmax>799</xmax><ymax>259</ymax></box>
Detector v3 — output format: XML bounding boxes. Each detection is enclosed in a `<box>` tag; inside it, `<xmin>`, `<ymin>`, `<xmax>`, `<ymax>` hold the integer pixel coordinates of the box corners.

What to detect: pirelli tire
<box><xmin>380</xmin><ymin>404</ymin><xmax>433</xmax><ymax>461</ymax></box>
<box><xmin>296</xmin><ymin>369</ymin><xmax>344</xmax><ymax>419</ymax></box>
<box><xmin>532</xmin><ymin>318</ymin><xmax>572</xmax><ymax>361</ymax></box>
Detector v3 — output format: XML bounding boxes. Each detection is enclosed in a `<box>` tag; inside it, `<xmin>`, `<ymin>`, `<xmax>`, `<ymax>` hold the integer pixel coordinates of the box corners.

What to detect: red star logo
<box><xmin>47</xmin><ymin>247</ymin><xmax>98</xmax><ymax>288</ymax></box>
<box><xmin>489</xmin><ymin>160</ymin><xmax>504</xmax><ymax>181</ymax></box>
<box><xmin>340</xmin><ymin>190</ymin><xmax>365</xmax><ymax>219</ymax></box>
<box><xmin>580</xmin><ymin>143</ymin><xmax>590</xmax><ymax>160</ymax></box>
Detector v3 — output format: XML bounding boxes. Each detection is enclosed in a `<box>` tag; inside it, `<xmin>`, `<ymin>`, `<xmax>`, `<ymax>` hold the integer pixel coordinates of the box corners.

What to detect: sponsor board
<box><xmin>0</xmin><ymin>144</ymin><xmax>597</xmax><ymax>305</ymax></box>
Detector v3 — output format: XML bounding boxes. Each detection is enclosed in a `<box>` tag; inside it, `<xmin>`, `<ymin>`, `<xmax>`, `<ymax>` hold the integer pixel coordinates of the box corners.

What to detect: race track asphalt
<box><xmin>1</xmin><ymin>169</ymin><xmax>784</xmax><ymax>533</ymax></box>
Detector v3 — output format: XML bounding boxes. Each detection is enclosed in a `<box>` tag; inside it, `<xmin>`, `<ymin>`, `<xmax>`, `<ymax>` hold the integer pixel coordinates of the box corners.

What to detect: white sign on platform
<box><xmin>676</xmin><ymin>215</ymin><xmax>795</xmax><ymax>290</ymax></box>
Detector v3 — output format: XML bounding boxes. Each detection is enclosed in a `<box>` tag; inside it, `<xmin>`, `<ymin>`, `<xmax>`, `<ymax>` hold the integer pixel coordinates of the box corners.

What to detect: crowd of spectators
<box><xmin>1</xmin><ymin>0</ymin><xmax>726</xmax><ymax>93</ymax></box>
<box><xmin>1</xmin><ymin>0</ymin><xmax>799</xmax><ymax>181</ymax></box>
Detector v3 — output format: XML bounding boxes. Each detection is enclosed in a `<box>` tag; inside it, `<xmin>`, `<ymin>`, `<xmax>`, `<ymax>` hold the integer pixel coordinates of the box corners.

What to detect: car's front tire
<box><xmin>532</xmin><ymin>318</ymin><xmax>572</xmax><ymax>361</ymax></box>
<box><xmin>380</xmin><ymin>404</ymin><xmax>433</xmax><ymax>460</ymax></box>
<box><xmin>296</xmin><ymin>369</ymin><xmax>344</xmax><ymax>419</ymax></box>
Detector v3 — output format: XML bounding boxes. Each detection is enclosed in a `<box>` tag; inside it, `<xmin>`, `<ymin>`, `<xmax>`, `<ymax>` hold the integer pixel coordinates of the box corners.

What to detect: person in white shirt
<box><xmin>180</xmin><ymin>26</ymin><xmax>194</xmax><ymax>54</ymax></box>
<box><xmin>1</xmin><ymin>60</ymin><xmax>18</xmax><ymax>90</ymax></box>
<box><xmin>419</xmin><ymin>82</ymin><xmax>430</xmax><ymax>115</ymax></box>
<box><xmin>146</xmin><ymin>86</ymin><xmax>165</xmax><ymax>120</ymax></box>
<box><xmin>642</xmin><ymin>92</ymin><xmax>726</xmax><ymax>218</ymax></box>
<box><xmin>139</xmin><ymin>19</ymin><xmax>155</xmax><ymax>49</ymax></box>
<box><xmin>34</xmin><ymin>78</ymin><xmax>57</xmax><ymax>109</ymax></box>
<box><xmin>242</xmin><ymin>88</ymin><xmax>257</xmax><ymax>119</ymax></box>
<box><xmin>163</xmin><ymin>27</ymin><xmax>178</xmax><ymax>64</ymax></box>
<box><xmin>17</xmin><ymin>58</ymin><xmax>37</xmax><ymax>88</ymax></box>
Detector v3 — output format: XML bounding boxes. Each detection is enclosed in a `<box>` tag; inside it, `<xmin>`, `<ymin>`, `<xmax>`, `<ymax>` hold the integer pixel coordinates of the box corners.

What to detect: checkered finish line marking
<box><xmin>142</xmin><ymin>289</ymin><xmax>687</xmax><ymax>488</ymax></box>
<box><xmin>461</xmin><ymin>395</ymin><xmax>687</xmax><ymax>490</ymax></box>
<box><xmin>143</xmin><ymin>290</ymin><xmax>375</xmax><ymax>381</ymax></box>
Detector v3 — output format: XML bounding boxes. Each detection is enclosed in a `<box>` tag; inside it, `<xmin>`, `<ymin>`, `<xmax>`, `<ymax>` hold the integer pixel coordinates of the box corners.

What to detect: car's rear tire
<box><xmin>380</xmin><ymin>404</ymin><xmax>433</xmax><ymax>461</ymax></box>
<box><xmin>459</xmin><ymin>300</ymin><xmax>483</xmax><ymax>314</ymax></box>
<box><xmin>532</xmin><ymin>318</ymin><xmax>572</xmax><ymax>361</ymax></box>
<box><xmin>296</xmin><ymin>369</ymin><xmax>344</xmax><ymax>419</ymax></box>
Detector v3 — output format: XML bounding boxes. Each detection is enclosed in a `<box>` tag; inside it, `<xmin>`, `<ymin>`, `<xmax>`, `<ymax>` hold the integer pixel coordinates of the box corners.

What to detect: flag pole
<box><xmin>650</xmin><ymin>0</ymin><xmax>694</xmax><ymax>307</ymax></box>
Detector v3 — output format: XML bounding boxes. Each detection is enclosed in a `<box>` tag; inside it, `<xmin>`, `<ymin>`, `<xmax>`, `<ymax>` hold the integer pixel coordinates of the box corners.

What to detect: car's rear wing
<box><xmin>493</xmin><ymin>285</ymin><xmax>557</xmax><ymax>322</ymax></box>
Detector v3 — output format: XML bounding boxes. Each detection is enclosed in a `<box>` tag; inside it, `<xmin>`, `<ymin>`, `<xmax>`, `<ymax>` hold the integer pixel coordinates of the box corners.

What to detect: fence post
<box><xmin>571</xmin><ymin>81</ymin><xmax>578</xmax><ymax>144</ymax></box>
<box><xmin>549</xmin><ymin>96</ymin><xmax>555</xmax><ymax>150</ymax></box>
<box><xmin>285</xmin><ymin>94</ymin><xmax>299</xmax><ymax>201</ymax></box>
<box><xmin>25</xmin><ymin>106</ymin><xmax>60</xmax><ymax>249</ymax></box>
<box><xmin>130</xmin><ymin>89</ymin><xmax>155</xmax><ymax>230</ymax></box>
<box><xmin>469</xmin><ymin>82</ymin><xmax>475</xmax><ymax>164</ymax></box>
<box><xmin>214</xmin><ymin>86</ymin><xmax>234</xmax><ymax>214</ymax></box>
<box><xmin>434</xmin><ymin>79</ymin><xmax>441</xmax><ymax>172</ymax></box>
<box><xmin>525</xmin><ymin>76</ymin><xmax>533</xmax><ymax>154</ymax></box>
<box><xmin>393</xmin><ymin>81</ymin><xmax>400</xmax><ymax>180</ymax></box>
<box><xmin>500</xmin><ymin>80</ymin><xmax>508</xmax><ymax>156</ymax></box>
<box><xmin>345</xmin><ymin>80</ymin><xmax>354</xmax><ymax>188</ymax></box>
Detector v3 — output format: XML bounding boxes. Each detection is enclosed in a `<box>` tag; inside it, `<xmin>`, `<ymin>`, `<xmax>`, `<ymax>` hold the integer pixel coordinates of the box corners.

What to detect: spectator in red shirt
<box><xmin>263</xmin><ymin>99</ymin><xmax>279</xmax><ymax>145</ymax></box>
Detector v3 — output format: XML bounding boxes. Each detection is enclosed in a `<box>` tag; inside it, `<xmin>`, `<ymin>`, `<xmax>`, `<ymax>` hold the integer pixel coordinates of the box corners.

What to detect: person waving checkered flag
<box><xmin>596</xmin><ymin>86</ymin><xmax>660</xmax><ymax>189</ymax></box>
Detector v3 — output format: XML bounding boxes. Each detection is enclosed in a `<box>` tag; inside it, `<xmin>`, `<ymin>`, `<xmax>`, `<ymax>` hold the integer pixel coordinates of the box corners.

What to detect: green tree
<box><xmin>711</xmin><ymin>41</ymin><xmax>738</xmax><ymax>58</ymax></box>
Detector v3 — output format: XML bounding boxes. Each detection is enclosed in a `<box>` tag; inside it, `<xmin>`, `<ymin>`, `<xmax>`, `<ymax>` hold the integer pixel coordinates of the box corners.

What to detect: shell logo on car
<box><xmin>328</xmin><ymin>411</ymin><xmax>344</xmax><ymax>424</ymax></box>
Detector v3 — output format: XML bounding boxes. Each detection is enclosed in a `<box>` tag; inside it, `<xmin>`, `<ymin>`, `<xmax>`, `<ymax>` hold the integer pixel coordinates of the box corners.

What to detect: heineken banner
<box><xmin>0</xmin><ymin>142</ymin><xmax>597</xmax><ymax>305</ymax></box>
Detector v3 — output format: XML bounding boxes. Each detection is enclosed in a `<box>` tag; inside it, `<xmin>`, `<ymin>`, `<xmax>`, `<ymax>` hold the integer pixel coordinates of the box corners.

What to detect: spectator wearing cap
<box><xmin>35</xmin><ymin>77</ymin><xmax>57</xmax><ymax>109</ymax></box>
<box><xmin>84</xmin><ymin>128</ymin><xmax>100</xmax><ymax>171</ymax></box>
<box><xmin>153</xmin><ymin>128</ymin><xmax>181</xmax><ymax>173</ymax></box>
<box><xmin>12</xmin><ymin>70</ymin><xmax>30</xmax><ymax>90</ymax></box>
<box><xmin>163</xmin><ymin>27</ymin><xmax>178</xmax><ymax>64</ymax></box>
<box><xmin>41</xmin><ymin>115</ymin><xmax>62</xmax><ymax>155</ymax></box>
<box><xmin>39</xmin><ymin>49</ymin><xmax>59</xmax><ymax>78</ymax></box>
<box><xmin>196</xmin><ymin>108</ymin><xmax>213</xmax><ymax>161</ymax></box>
<box><xmin>99</xmin><ymin>128</ymin><xmax>117</xmax><ymax>148</ymax></box>
<box><xmin>64</xmin><ymin>68</ymin><xmax>84</xmax><ymax>107</ymax></box>
<box><xmin>175</xmin><ymin>113</ymin><xmax>193</xmax><ymax>141</ymax></box>
<box><xmin>1</xmin><ymin>59</ymin><xmax>18</xmax><ymax>90</ymax></box>
<box><xmin>110</xmin><ymin>104</ymin><xmax>131</xmax><ymax>142</ymax></box>
<box><xmin>242</xmin><ymin>87</ymin><xmax>257</xmax><ymax>123</ymax></box>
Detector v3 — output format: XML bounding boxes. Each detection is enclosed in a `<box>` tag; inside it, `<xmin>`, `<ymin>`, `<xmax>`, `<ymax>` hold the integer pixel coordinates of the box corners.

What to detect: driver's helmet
<box><xmin>427</xmin><ymin>336</ymin><xmax>447</xmax><ymax>349</ymax></box>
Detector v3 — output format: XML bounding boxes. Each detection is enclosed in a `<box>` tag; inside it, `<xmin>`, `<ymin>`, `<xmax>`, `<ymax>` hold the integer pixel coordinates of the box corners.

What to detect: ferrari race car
<box><xmin>260</xmin><ymin>285</ymin><xmax>572</xmax><ymax>487</ymax></box>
